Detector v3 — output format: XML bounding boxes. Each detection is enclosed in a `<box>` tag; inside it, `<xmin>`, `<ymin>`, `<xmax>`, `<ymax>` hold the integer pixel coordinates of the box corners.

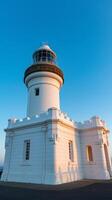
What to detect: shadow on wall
<box><xmin>58</xmin><ymin>165</ymin><xmax>78</xmax><ymax>184</ymax></box>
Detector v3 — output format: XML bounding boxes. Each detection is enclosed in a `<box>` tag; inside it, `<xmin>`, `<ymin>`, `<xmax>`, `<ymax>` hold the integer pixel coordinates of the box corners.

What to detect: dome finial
<box><xmin>41</xmin><ymin>41</ymin><xmax>49</xmax><ymax>46</ymax></box>
<box><xmin>38</xmin><ymin>43</ymin><xmax>53</xmax><ymax>52</ymax></box>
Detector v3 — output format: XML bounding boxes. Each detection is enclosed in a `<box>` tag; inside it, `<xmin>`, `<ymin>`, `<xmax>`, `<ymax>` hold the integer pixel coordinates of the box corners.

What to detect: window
<box><xmin>42</xmin><ymin>50</ymin><xmax>46</xmax><ymax>57</ymax></box>
<box><xmin>35</xmin><ymin>88</ymin><xmax>39</xmax><ymax>96</ymax></box>
<box><xmin>24</xmin><ymin>140</ymin><xmax>30</xmax><ymax>160</ymax></box>
<box><xmin>68</xmin><ymin>141</ymin><xmax>74</xmax><ymax>161</ymax></box>
<box><xmin>86</xmin><ymin>145</ymin><xmax>93</xmax><ymax>162</ymax></box>
<box><xmin>38</xmin><ymin>51</ymin><xmax>42</xmax><ymax>61</ymax></box>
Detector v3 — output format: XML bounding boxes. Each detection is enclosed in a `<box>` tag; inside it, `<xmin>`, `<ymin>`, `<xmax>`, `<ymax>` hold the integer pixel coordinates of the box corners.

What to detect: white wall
<box><xmin>80</xmin><ymin>129</ymin><xmax>111</xmax><ymax>179</ymax></box>
<box><xmin>54</xmin><ymin>124</ymin><xmax>83</xmax><ymax>184</ymax></box>
<box><xmin>2</xmin><ymin>125</ymin><xmax>56</xmax><ymax>184</ymax></box>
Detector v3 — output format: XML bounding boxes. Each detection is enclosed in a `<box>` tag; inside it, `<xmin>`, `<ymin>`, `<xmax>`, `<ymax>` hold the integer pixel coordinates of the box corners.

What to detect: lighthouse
<box><xmin>24</xmin><ymin>44</ymin><xmax>64</xmax><ymax>117</ymax></box>
<box><xmin>2</xmin><ymin>44</ymin><xmax>112</xmax><ymax>185</ymax></box>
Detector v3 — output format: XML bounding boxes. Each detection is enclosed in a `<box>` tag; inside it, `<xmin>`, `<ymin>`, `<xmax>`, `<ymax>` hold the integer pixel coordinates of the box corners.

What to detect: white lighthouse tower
<box><xmin>25</xmin><ymin>44</ymin><xmax>64</xmax><ymax>117</ymax></box>
<box><xmin>2</xmin><ymin>44</ymin><xmax>112</xmax><ymax>185</ymax></box>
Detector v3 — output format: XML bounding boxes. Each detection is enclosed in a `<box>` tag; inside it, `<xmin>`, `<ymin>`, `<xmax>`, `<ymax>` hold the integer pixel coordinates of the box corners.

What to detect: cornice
<box><xmin>5</xmin><ymin>118</ymin><xmax>109</xmax><ymax>134</ymax></box>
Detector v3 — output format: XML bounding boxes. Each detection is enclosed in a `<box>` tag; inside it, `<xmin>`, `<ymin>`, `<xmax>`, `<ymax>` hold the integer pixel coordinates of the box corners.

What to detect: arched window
<box><xmin>86</xmin><ymin>145</ymin><xmax>93</xmax><ymax>162</ymax></box>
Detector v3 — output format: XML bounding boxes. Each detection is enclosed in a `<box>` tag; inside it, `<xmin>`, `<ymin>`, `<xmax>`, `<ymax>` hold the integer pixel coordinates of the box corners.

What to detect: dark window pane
<box><xmin>35</xmin><ymin>88</ymin><xmax>39</xmax><ymax>96</ymax></box>
<box><xmin>42</xmin><ymin>57</ymin><xmax>46</xmax><ymax>61</ymax></box>
<box><xmin>24</xmin><ymin>140</ymin><xmax>30</xmax><ymax>160</ymax></box>
<box><xmin>42</xmin><ymin>50</ymin><xmax>46</xmax><ymax>57</ymax></box>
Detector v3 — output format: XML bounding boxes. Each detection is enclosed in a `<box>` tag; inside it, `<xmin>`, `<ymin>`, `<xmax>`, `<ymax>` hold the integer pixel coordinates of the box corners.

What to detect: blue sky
<box><xmin>0</xmin><ymin>0</ymin><xmax>112</xmax><ymax>165</ymax></box>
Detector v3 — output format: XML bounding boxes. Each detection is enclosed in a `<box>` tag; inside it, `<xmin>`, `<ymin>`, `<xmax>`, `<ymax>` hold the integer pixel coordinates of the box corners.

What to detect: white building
<box><xmin>1</xmin><ymin>45</ymin><xmax>112</xmax><ymax>184</ymax></box>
